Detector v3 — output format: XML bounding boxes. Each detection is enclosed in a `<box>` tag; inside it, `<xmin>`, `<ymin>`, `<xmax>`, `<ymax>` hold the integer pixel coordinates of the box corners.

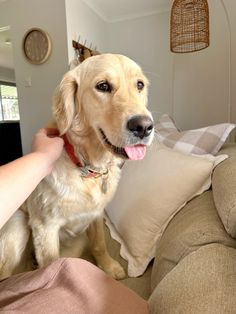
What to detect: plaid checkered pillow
<box><xmin>155</xmin><ymin>114</ymin><xmax>235</xmax><ymax>155</ymax></box>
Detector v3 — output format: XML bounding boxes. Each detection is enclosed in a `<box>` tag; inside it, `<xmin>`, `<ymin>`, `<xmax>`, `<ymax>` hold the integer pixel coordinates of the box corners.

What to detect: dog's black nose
<box><xmin>127</xmin><ymin>115</ymin><xmax>153</xmax><ymax>139</ymax></box>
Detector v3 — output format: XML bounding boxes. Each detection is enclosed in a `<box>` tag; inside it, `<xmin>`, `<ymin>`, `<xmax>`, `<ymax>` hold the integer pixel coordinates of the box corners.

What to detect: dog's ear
<box><xmin>52</xmin><ymin>69</ymin><xmax>80</xmax><ymax>135</ymax></box>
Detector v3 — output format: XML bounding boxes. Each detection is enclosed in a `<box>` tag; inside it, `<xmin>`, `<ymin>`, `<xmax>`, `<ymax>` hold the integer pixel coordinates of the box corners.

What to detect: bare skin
<box><xmin>0</xmin><ymin>128</ymin><xmax>64</xmax><ymax>229</ymax></box>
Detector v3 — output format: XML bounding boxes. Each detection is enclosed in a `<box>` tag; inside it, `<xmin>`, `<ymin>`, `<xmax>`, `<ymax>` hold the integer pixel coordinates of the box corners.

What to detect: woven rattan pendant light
<box><xmin>170</xmin><ymin>0</ymin><xmax>209</xmax><ymax>53</ymax></box>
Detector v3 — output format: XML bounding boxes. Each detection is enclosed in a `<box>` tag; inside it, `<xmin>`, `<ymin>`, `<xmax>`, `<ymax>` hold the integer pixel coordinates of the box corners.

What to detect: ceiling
<box><xmin>83</xmin><ymin>0</ymin><xmax>172</xmax><ymax>22</ymax></box>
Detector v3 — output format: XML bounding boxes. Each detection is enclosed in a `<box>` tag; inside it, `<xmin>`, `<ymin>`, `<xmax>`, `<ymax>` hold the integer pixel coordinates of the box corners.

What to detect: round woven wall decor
<box><xmin>170</xmin><ymin>0</ymin><xmax>209</xmax><ymax>53</ymax></box>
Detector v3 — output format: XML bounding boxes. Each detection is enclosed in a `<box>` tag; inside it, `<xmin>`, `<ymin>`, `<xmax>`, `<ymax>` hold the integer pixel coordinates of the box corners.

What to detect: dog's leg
<box><xmin>87</xmin><ymin>217</ymin><xmax>126</xmax><ymax>279</ymax></box>
<box><xmin>0</xmin><ymin>210</ymin><xmax>31</xmax><ymax>280</ymax></box>
<box><xmin>31</xmin><ymin>222</ymin><xmax>60</xmax><ymax>267</ymax></box>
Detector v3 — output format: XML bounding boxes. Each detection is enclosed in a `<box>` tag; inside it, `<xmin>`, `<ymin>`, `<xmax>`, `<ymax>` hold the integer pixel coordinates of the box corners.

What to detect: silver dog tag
<box><xmin>80</xmin><ymin>167</ymin><xmax>90</xmax><ymax>177</ymax></box>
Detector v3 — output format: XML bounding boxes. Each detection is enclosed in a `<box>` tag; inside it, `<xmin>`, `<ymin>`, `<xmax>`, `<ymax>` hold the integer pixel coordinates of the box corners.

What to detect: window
<box><xmin>0</xmin><ymin>82</ymin><xmax>20</xmax><ymax>121</ymax></box>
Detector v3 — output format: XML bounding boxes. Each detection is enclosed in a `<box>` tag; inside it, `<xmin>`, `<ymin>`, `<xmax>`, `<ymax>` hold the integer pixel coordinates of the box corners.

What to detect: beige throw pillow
<box><xmin>105</xmin><ymin>140</ymin><xmax>227</xmax><ymax>277</ymax></box>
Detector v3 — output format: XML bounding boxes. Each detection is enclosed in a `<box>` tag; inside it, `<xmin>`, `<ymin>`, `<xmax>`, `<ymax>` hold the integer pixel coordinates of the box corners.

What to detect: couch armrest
<box><xmin>150</xmin><ymin>191</ymin><xmax>236</xmax><ymax>292</ymax></box>
<box><xmin>149</xmin><ymin>244</ymin><xmax>236</xmax><ymax>314</ymax></box>
<box><xmin>212</xmin><ymin>143</ymin><xmax>236</xmax><ymax>238</ymax></box>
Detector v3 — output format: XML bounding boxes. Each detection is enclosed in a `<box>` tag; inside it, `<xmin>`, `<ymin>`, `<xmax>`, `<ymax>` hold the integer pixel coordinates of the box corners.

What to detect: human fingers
<box><xmin>36</xmin><ymin>128</ymin><xmax>60</xmax><ymax>139</ymax></box>
<box><xmin>46</xmin><ymin>128</ymin><xmax>60</xmax><ymax>137</ymax></box>
<box><xmin>36</xmin><ymin>128</ymin><xmax>47</xmax><ymax>136</ymax></box>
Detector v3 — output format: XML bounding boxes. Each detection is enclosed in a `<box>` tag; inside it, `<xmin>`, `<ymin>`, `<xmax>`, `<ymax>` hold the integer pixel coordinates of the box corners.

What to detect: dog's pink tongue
<box><xmin>124</xmin><ymin>145</ymin><xmax>147</xmax><ymax>160</ymax></box>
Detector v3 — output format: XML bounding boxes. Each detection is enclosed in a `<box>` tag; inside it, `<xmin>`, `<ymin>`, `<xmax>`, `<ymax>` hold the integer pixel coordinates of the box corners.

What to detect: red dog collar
<box><xmin>62</xmin><ymin>134</ymin><xmax>107</xmax><ymax>179</ymax></box>
<box><xmin>62</xmin><ymin>134</ymin><xmax>83</xmax><ymax>167</ymax></box>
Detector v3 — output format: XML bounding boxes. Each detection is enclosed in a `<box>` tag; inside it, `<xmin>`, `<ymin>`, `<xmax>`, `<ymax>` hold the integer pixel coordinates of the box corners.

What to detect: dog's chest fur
<box><xmin>26</xmin><ymin>154</ymin><xmax>121</xmax><ymax>237</ymax></box>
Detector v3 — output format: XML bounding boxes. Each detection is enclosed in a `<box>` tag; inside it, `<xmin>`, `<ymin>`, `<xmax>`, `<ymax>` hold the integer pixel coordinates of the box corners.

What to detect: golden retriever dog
<box><xmin>0</xmin><ymin>54</ymin><xmax>154</xmax><ymax>280</ymax></box>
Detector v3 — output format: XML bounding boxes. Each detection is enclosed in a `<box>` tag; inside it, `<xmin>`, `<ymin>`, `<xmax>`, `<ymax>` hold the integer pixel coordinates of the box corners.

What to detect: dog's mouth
<box><xmin>99</xmin><ymin>129</ymin><xmax>147</xmax><ymax>160</ymax></box>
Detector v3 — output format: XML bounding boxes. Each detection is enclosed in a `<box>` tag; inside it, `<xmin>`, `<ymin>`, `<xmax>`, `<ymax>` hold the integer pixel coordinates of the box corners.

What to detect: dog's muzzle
<box><xmin>99</xmin><ymin>115</ymin><xmax>154</xmax><ymax>161</ymax></box>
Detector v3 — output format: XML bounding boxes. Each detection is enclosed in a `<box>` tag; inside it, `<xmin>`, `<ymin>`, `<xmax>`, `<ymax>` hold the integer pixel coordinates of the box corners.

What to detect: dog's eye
<box><xmin>137</xmin><ymin>80</ymin><xmax>144</xmax><ymax>91</ymax></box>
<box><xmin>96</xmin><ymin>81</ymin><xmax>112</xmax><ymax>93</ymax></box>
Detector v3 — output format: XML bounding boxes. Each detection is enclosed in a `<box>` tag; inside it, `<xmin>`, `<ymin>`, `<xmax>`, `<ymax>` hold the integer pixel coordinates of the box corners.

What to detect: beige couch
<box><xmin>103</xmin><ymin>143</ymin><xmax>236</xmax><ymax>314</ymax></box>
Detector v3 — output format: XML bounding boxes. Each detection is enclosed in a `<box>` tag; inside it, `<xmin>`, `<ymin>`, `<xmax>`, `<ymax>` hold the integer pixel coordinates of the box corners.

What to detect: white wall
<box><xmin>65</xmin><ymin>0</ymin><xmax>107</xmax><ymax>62</ymax></box>
<box><xmin>224</xmin><ymin>0</ymin><xmax>236</xmax><ymax>126</ymax></box>
<box><xmin>173</xmin><ymin>0</ymin><xmax>230</xmax><ymax>130</ymax></box>
<box><xmin>0</xmin><ymin>0</ymin><xmax>69</xmax><ymax>153</ymax></box>
<box><xmin>107</xmin><ymin>12</ymin><xmax>173</xmax><ymax>122</ymax></box>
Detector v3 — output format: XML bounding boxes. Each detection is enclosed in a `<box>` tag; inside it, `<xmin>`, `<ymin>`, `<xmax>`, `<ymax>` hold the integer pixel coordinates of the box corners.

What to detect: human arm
<box><xmin>0</xmin><ymin>128</ymin><xmax>64</xmax><ymax>228</ymax></box>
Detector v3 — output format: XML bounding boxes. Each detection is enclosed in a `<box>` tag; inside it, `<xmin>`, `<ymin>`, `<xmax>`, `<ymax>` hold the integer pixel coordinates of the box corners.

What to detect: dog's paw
<box><xmin>108</xmin><ymin>260</ymin><xmax>126</xmax><ymax>280</ymax></box>
<box><xmin>98</xmin><ymin>258</ymin><xmax>126</xmax><ymax>280</ymax></box>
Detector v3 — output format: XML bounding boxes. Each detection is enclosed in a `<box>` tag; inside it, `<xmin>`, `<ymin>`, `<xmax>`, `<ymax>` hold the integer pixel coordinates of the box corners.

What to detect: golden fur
<box><xmin>0</xmin><ymin>54</ymin><xmax>154</xmax><ymax>280</ymax></box>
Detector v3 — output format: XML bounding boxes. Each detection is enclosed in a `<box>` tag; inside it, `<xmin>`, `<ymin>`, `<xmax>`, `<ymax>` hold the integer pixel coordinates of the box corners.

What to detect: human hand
<box><xmin>32</xmin><ymin>128</ymin><xmax>64</xmax><ymax>173</ymax></box>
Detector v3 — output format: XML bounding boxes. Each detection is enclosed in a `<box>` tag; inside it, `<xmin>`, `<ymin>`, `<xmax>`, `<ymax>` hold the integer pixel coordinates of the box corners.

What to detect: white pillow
<box><xmin>105</xmin><ymin>139</ymin><xmax>227</xmax><ymax>277</ymax></box>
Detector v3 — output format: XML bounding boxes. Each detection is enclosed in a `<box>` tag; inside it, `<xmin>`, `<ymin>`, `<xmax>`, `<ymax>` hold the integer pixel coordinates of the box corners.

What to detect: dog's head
<box><xmin>53</xmin><ymin>54</ymin><xmax>154</xmax><ymax>160</ymax></box>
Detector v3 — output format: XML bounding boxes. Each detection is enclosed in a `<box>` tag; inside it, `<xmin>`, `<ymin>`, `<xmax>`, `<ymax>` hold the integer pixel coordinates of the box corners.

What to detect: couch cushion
<box><xmin>105</xmin><ymin>140</ymin><xmax>226</xmax><ymax>277</ymax></box>
<box><xmin>120</xmin><ymin>265</ymin><xmax>152</xmax><ymax>300</ymax></box>
<box><xmin>212</xmin><ymin>143</ymin><xmax>236</xmax><ymax>238</ymax></box>
<box><xmin>151</xmin><ymin>190</ymin><xmax>236</xmax><ymax>291</ymax></box>
<box><xmin>149</xmin><ymin>244</ymin><xmax>236</xmax><ymax>314</ymax></box>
